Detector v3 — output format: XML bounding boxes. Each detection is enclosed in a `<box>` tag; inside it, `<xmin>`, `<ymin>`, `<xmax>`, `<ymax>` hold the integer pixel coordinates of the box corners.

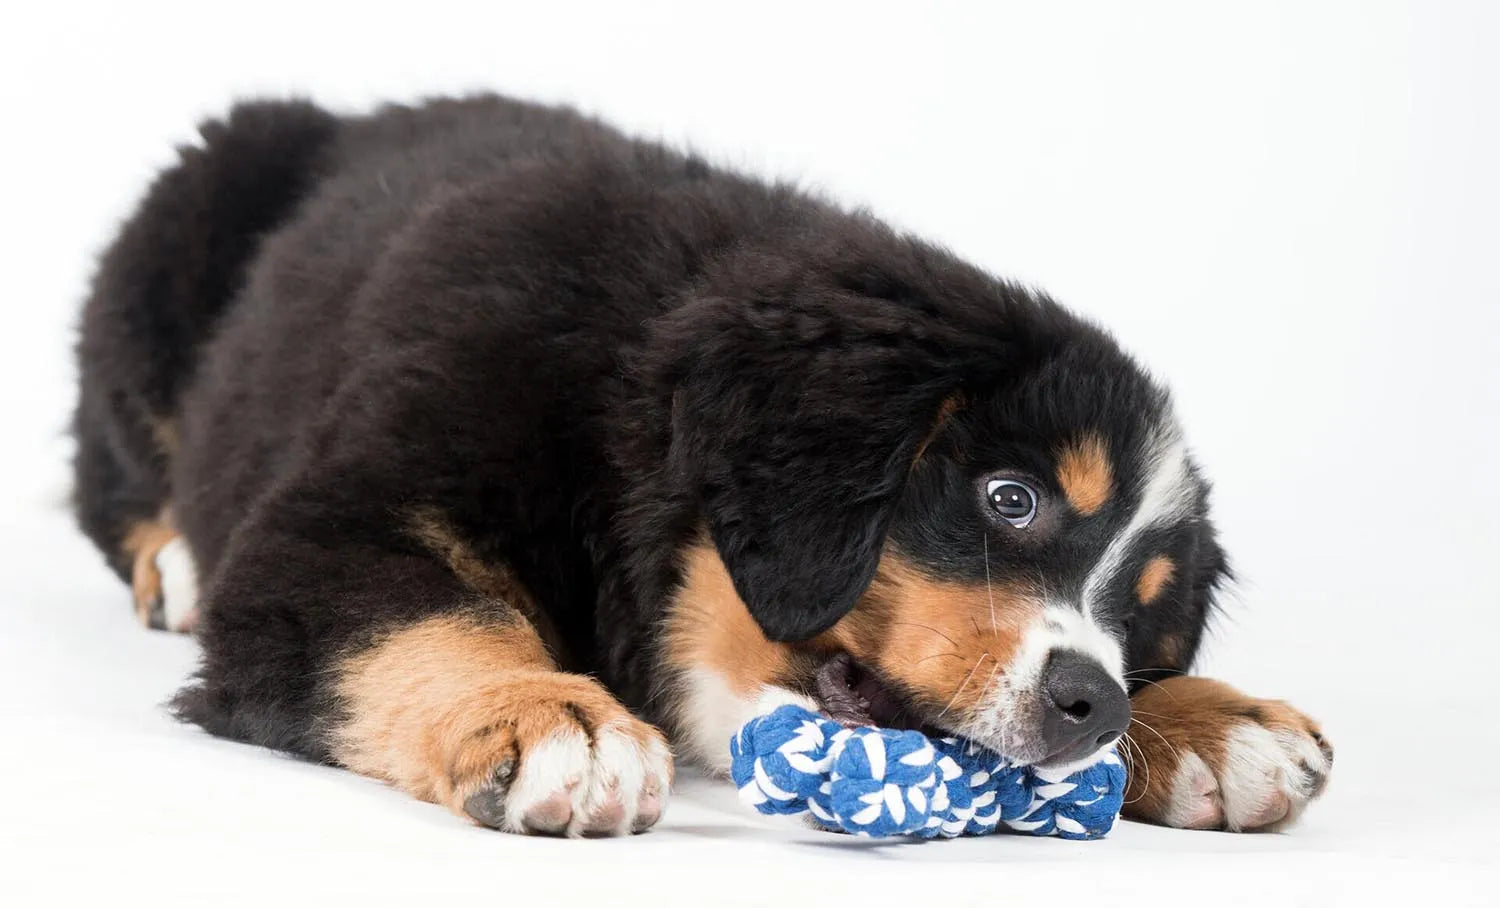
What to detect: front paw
<box><xmin>449</xmin><ymin>672</ymin><xmax>674</xmax><ymax>836</ymax></box>
<box><xmin>1121</xmin><ymin>677</ymin><xmax>1332</xmax><ymax>832</ymax></box>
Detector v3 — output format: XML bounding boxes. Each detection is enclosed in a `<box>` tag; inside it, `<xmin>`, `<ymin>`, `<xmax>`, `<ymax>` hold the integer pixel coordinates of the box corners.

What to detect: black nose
<box><xmin>1039</xmin><ymin>650</ymin><xmax>1130</xmax><ymax>765</ymax></box>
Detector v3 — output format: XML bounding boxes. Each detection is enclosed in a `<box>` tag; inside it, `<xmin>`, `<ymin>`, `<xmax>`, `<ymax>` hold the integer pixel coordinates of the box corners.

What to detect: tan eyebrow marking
<box><xmin>1136</xmin><ymin>555</ymin><xmax>1177</xmax><ymax>605</ymax></box>
<box><xmin>1056</xmin><ymin>434</ymin><xmax>1114</xmax><ymax>516</ymax></box>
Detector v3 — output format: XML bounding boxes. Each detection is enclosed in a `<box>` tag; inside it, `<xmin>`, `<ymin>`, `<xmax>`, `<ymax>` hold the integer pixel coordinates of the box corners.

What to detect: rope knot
<box><xmin>730</xmin><ymin>704</ymin><xmax>1126</xmax><ymax>839</ymax></box>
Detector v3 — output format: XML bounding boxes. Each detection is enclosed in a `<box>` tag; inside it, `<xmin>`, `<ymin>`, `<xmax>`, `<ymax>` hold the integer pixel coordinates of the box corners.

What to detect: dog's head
<box><xmin>656</xmin><ymin>224</ymin><xmax>1226</xmax><ymax>772</ymax></box>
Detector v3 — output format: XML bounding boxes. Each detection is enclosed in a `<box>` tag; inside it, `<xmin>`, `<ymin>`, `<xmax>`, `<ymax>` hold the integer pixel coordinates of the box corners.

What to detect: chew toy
<box><xmin>730</xmin><ymin>704</ymin><xmax>1126</xmax><ymax>839</ymax></box>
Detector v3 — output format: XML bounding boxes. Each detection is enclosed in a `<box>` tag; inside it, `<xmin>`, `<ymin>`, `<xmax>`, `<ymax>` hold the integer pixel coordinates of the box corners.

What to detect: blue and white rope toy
<box><xmin>730</xmin><ymin>704</ymin><xmax>1126</xmax><ymax>839</ymax></box>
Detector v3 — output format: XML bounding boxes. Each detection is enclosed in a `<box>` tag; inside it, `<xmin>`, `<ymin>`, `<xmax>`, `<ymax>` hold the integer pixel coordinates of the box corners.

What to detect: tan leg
<box><xmin>330</xmin><ymin>612</ymin><xmax>673</xmax><ymax>836</ymax></box>
<box><xmin>1122</xmin><ymin>676</ymin><xmax>1333</xmax><ymax>832</ymax></box>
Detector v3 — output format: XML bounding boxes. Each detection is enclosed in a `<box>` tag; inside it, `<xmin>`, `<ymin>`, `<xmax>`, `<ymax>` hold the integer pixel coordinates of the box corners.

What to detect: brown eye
<box><xmin>987</xmin><ymin>479</ymin><xmax>1038</xmax><ymax>527</ymax></box>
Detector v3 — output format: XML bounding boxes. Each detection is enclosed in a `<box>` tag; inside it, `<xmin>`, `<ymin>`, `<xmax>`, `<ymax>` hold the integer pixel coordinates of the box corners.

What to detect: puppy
<box><xmin>73</xmin><ymin>95</ymin><xmax>1330</xmax><ymax>836</ymax></box>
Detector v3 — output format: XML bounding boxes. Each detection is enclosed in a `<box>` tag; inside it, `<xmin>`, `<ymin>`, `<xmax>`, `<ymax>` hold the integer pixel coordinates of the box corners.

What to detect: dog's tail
<box><xmin>79</xmin><ymin>99</ymin><xmax>339</xmax><ymax>416</ymax></box>
<box><xmin>73</xmin><ymin>100</ymin><xmax>339</xmax><ymax>578</ymax></box>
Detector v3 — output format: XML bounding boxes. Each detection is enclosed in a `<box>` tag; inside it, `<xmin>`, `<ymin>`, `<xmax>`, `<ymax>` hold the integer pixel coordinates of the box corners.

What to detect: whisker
<box><xmin>974</xmin><ymin>659</ymin><xmax>1003</xmax><ymax>709</ymax></box>
<box><xmin>983</xmin><ymin>534</ymin><xmax>997</xmax><ymax>635</ymax></box>
<box><xmin>1034</xmin><ymin>570</ymin><xmax>1056</xmax><ymax>607</ymax></box>
<box><xmin>913</xmin><ymin>651</ymin><xmax>966</xmax><ymax>666</ymax></box>
<box><xmin>1115</xmin><ymin>732</ymin><xmax>1136</xmax><ymax>774</ymax></box>
<box><xmin>1129</xmin><ymin>716</ymin><xmax>1181</xmax><ymax>763</ymax></box>
<box><xmin>890</xmin><ymin>622</ymin><xmax>959</xmax><ymax>649</ymax></box>
<box><xmin>1119</xmin><ymin>733</ymin><xmax>1150</xmax><ymax>805</ymax></box>
<box><xmin>1121</xmin><ymin>673</ymin><xmax>1180</xmax><ymax>701</ymax></box>
<box><xmin>937</xmin><ymin>652</ymin><xmax>990</xmax><ymax>720</ymax></box>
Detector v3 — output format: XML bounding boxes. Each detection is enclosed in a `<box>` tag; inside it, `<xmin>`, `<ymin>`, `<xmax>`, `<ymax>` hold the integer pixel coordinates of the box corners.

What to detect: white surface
<box><xmin>2</xmin><ymin>1</ymin><xmax>1497</xmax><ymax>905</ymax></box>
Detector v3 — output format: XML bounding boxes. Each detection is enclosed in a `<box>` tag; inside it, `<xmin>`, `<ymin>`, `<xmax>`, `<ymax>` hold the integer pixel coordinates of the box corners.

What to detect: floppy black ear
<box><xmin>1181</xmin><ymin>519</ymin><xmax>1231</xmax><ymax>667</ymax></box>
<box><xmin>660</xmin><ymin>290</ymin><xmax>980</xmax><ymax>643</ymax></box>
<box><xmin>1124</xmin><ymin>514</ymin><xmax>1231</xmax><ymax>687</ymax></box>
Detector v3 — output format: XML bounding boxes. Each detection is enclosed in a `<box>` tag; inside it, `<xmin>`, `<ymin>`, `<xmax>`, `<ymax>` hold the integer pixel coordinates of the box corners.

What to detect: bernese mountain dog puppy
<box><xmin>73</xmin><ymin>95</ymin><xmax>1332</xmax><ymax>837</ymax></box>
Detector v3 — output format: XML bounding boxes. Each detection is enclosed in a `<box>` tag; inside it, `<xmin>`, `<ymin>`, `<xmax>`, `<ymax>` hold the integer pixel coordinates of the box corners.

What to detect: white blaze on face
<box><xmin>1079</xmin><ymin>422</ymin><xmax>1195</xmax><ymax>628</ymax></box>
<box><xmin>969</xmin><ymin>421</ymin><xmax>1195</xmax><ymax>755</ymax></box>
<box><xmin>1029</xmin><ymin>421</ymin><xmax>1193</xmax><ymax>681</ymax></box>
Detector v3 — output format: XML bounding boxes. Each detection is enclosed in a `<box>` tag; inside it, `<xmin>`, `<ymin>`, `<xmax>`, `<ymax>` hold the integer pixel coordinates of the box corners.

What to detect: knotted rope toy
<box><xmin>730</xmin><ymin>704</ymin><xmax>1126</xmax><ymax>839</ymax></box>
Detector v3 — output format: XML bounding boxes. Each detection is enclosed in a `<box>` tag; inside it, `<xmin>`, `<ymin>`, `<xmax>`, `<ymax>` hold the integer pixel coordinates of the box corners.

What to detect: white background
<box><xmin>2</xmin><ymin>1</ymin><xmax>1495</xmax><ymax>905</ymax></box>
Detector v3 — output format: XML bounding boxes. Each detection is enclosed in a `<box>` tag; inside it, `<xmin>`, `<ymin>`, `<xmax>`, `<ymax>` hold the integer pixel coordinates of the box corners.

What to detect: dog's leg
<box><xmin>331</xmin><ymin>610</ymin><xmax>673</xmax><ymax>835</ymax></box>
<box><xmin>172</xmin><ymin>498</ymin><xmax>672</xmax><ymax>836</ymax></box>
<box><xmin>1120</xmin><ymin>676</ymin><xmax>1333</xmax><ymax>831</ymax></box>
<box><xmin>120</xmin><ymin>514</ymin><xmax>200</xmax><ymax>633</ymax></box>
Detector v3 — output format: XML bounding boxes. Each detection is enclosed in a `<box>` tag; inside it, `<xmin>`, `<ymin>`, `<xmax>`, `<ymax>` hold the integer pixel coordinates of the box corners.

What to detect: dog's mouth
<box><xmin>804</xmin><ymin>652</ymin><xmax>1113</xmax><ymax>772</ymax></box>
<box><xmin>811</xmin><ymin>652</ymin><xmax>937</xmax><ymax>735</ymax></box>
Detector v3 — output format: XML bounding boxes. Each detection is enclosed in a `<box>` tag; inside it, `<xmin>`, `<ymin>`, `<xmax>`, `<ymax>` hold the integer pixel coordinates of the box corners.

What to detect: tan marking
<box><xmin>121</xmin><ymin>513</ymin><xmax>178</xmax><ymax>626</ymax></box>
<box><xmin>828</xmin><ymin>557</ymin><xmax>1041</xmax><ymax>716</ymax></box>
<box><xmin>1136</xmin><ymin>555</ymin><xmax>1176</xmax><ymax>605</ymax></box>
<box><xmin>664</xmin><ymin>540</ymin><xmax>1043</xmax><ymax>722</ymax></box>
<box><xmin>407</xmin><ymin>508</ymin><xmax>566</xmax><ymax>661</ymax></box>
<box><xmin>1121</xmin><ymin>676</ymin><xmax>1329</xmax><ymax>828</ymax></box>
<box><xmin>911</xmin><ymin>392</ymin><xmax>966</xmax><ymax>465</ymax></box>
<box><xmin>663</xmin><ymin>543</ymin><xmax>790</xmax><ymax>695</ymax></box>
<box><xmin>1056</xmin><ymin>434</ymin><xmax>1114</xmax><ymax>516</ymax></box>
<box><xmin>331</xmin><ymin>613</ymin><xmax>668</xmax><ymax>822</ymax></box>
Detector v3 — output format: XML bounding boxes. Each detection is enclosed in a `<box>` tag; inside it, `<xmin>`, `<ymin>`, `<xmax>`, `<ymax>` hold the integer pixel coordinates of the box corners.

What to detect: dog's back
<box><xmin>74</xmin><ymin>96</ymin><xmax>648</xmax><ymax>586</ymax></box>
<box><xmin>72</xmin><ymin>100</ymin><xmax>337</xmax><ymax>588</ymax></box>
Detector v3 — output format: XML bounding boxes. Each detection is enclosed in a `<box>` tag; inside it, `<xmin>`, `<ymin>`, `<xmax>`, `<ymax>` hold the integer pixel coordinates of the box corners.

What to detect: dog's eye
<box><xmin>987</xmin><ymin>479</ymin><xmax>1038</xmax><ymax>528</ymax></box>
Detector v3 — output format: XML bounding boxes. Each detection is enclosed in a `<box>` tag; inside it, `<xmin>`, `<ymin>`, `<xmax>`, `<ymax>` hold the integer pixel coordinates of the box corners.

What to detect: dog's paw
<box><xmin>1121</xmin><ymin>676</ymin><xmax>1332</xmax><ymax>832</ymax></box>
<box><xmin>127</xmin><ymin>524</ymin><xmax>200</xmax><ymax>633</ymax></box>
<box><xmin>449</xmin><ymin>674</ymin><xmax>674</xmax><ymax>836</ymax></box>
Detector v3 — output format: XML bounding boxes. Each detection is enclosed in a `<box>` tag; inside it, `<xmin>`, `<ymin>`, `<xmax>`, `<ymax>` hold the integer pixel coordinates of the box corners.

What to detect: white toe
<box><xmin>1164</xmin><ymin>750</ymin><xmax>1222</xmax><ymax>829</ymax></box>
<box><xmin>1217</xmin><ymin>723</ymin><xmax>1323</xmax><ymax>831</ymax></box>
<box><xmin>502</xmin><ymin>725</ymin><xmax>671</xmax><ymax>836</ymax></box>
<box><xmin>155</xmin><ymin>537</ymin><xmax>199</xmax><ymax>632</ymax></box>
<box><xmin>503</xmin><ymin>730</ymin><xmax>592</xmax><ymax>834</ymax></box>
<box><xmin>1161</xmin><ymin>724</ymin><xmax>1331</xmax><ymax>831</ymax></box>
<box><xmin>585</xmin><ymin>723</ymin><xmax>672</xmax><ymax>835</ymax></box>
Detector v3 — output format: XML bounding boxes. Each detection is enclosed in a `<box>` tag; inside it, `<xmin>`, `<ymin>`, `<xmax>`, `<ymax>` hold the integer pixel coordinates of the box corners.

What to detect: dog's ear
<box><xmin>1124</xmin><ymin>514</ymin><xmax>1230</xmax><ymax>688</ymax></box>
<box><xmin>1181</xmin><ymin>519</ymin><xmax>1230</xmax><ymax>666</ymax></box>
<box><xmin>660</xmin><ymin>291</ymin><xmax>981</xmax><ymax>643</ymax></box>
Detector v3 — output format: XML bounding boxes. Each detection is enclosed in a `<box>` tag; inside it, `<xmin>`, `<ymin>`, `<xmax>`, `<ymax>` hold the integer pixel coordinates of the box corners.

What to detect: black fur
<box><xmin>73</xmin><ymin>100</ymin><xmax>338</xmax><ymax>580</ymax></box>
<box><xmin>72</xmin><ymin>94</ymin><xmax>1224</xmax><ymax>761</ymax></box>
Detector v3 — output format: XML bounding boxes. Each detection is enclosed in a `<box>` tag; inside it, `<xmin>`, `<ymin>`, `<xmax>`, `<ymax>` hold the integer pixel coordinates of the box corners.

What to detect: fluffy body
<box><xmin>72</xmin><ymin>95</ymin><xmax>1330</xmax><ymax>835</ymax></box>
